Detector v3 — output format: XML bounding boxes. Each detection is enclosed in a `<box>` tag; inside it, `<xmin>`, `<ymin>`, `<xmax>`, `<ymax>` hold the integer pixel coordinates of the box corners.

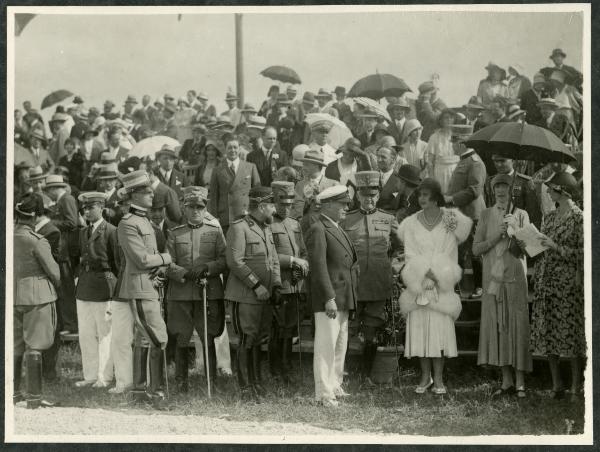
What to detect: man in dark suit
<box><xmin>520</xmin><ymin>72</ymin><xmax>548</xmax><ymax>128</ymax></box>
<box><xmin>179</xmin><ymin>124</ymin><xmax>207</xmax><ymax>165</ymax></box>
<box><xmin>155</xmin><ymin>145</ymin><xmax>189</xmax><ymax>199</ymax></box>
<box><xmin>547</xmin><ymin>48</ymin><xmax>582</xmax><ymax>92</ymax></box>
<box><xmin>74</xmin><ymin>192</ymin><xmax>119</xmax><ymax>389</ymax></box>
<box><xmin>208</xmin><ymin>137</ymin><xmax>261</xmax><ymax>234</ymax></box>
<box><xmin>246</xmin><ymin>126</ymin><xmax>289</xmax><ymax>187</ymax></box>
<box><xmin>45</xmin><ymin>175</ymin><xmax>79</xmax><ymax>334</ymax></box>
<box><xmin>105</xmin><ymin>128</ymin><xmax>130</xmax><ymax>163</ymax></box>
<box><xmin>149</xmin><ymin>198</ymin><xmax>178</xmax><ymax>253</ymax></box>
<box><xmin>375</xmin><ymin>146</ymin><xmax>402</xmax><ymax>213</ymax></box>
<box><xmin>147</xmin><ymin>169</ymin><xmax>183</xmax><ymax>224</ymax></box>
<box><xmin>305</xmin><ymin>186</ymin><xmax>359</xmax><ymax>407</ymax></box>
<box><xmin>387</xmin><ymin>98</ymin><xmax>411</xmax><ymax>144</ymax></box>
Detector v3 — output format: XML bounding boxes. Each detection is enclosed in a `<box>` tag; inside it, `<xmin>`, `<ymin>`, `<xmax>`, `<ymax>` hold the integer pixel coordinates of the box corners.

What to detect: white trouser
<box><xmin>193</xmin><ymin>327</ymin><xmax>232</xmax><ymax>374</ymax></box>
<box><xmin>313</xmin><ymin>310</ymin><xmax>349</xmax><ymax>401</ymax></box>
<box><xmin>109</xmin><ymin>301</ymin><xmax>134</xmax><ymax>388</ymax></box>
<box><xmin>76</xmin><ymin>300</ymin><xmax>113</xmax><ymax>383</ymax></box>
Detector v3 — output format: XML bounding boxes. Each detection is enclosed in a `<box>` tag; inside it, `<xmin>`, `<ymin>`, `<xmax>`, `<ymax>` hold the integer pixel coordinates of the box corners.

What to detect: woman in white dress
<box><xmin>397</xmin><ymin>178</ymin><xmax>472</xmax><ymax>394</ymax></box>
<box><xmin>423</xmin><ymin>110</ymin><xmax>458</xmax><ymax>194</ymax></box>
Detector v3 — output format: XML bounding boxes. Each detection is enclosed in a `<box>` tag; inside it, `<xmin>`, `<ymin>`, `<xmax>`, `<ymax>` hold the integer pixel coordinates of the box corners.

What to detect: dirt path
<box><xmin>11</xmin><ymin>406</ymin><xmax>377</xmax><ymax>438</ymax></box>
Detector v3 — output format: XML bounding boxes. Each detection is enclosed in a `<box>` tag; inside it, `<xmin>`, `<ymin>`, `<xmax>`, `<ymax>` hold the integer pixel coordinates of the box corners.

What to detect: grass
<box><xmin>39</xmin><ymin>342</ymin><xmax>585</xmax><ymax>437</ymax></box>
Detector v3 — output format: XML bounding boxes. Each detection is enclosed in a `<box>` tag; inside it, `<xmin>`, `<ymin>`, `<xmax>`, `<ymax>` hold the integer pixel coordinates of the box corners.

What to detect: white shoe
<box><xmin>319</xmin><ymin>398</ymin><xmax>339</xmax><ymax>407</ymax></box>
<box><xmin>75</xmin><ymin>380</ymin><xmax>96</xmax><ymax>388</ymax></box>
<box><xmin>108</xmin><ymin>385</ymin><xmax>132</xmax><ymax>394</ymax></box>
<box><xmin>218</xmin><ymin>368</ymin><xmax>233</xmax><ymax>377</ymax></box>
<box><xmin>92</xmin><ymin>380</ymin><xmax>110</xmax><ymax>388</ymax></box>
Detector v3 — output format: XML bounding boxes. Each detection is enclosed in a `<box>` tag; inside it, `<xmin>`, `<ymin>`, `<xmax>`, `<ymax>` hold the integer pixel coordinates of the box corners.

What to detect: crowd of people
<box><xmin>13</xmin><ymin>48</ymin><xmax>585</xmax><ymax>409</ymax></box>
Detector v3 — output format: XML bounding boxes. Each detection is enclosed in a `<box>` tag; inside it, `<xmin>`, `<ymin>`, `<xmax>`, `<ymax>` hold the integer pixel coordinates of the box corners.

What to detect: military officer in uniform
<box><xmin>74</xmin><ymin>192</ymin><xmax>120</xmax><ymax>388</ymax></box>
<box><xmin>14</xmin><ymin>193</ymin><xmax>61</xmax><ymax>408</ymax></box>
<box><xmin>225</xmin><ymin>186</ymin><xmax>282</xmax><ymax>401</ymax></box>
<box><xmin>166</xmin><ymin>186</ymin><xmax>227</xmax><ymax>394</ymax></box>
<box><xmin>484</xmin><ymin>154</ymin><xmax>542</xmax><ymax>229</ymax></box>
<box><xmin>117</xmin><ymin>170</ymin><xmax>172</xmax><ymax>404</ymax></box>
<box><xmin>341</xmin><ymin>172</ymin><xmax>400</xmax><ymax>385</ymax></box>
<box><xmin>444</xmin><ymin>124</ymin><xmax>487</xmax><ymax>298</ymax></box>
<box><xmin>268</xmin><ymin>181</ymin><xmax>309</xmax><ymax>383</ymax></box>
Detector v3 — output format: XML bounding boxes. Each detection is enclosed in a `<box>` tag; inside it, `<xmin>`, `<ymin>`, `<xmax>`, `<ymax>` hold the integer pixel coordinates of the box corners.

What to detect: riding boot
<box><xmin>280</xmin><ymin>338</ymin><xmax>293</xmax><ymax>384</ymax></box>
<box><xmin>174</xmin><ymin>347</ymin><xmax>189</xmax><ymax>393</ymax></box>
<box><xmin>148</xmin><ymin>347</ymin><xmax>166</xmax><ymax>409</ymax></box>
<box><xmin>25</xmin><ymin>350</ymin><xmax>43</xmax><ymax>409</ymax></box>
<box><xmin>14</xmin><ymin>355</ymin><xmax>24</xmax><ymax>404</ymax></box>
<box><xmin>252</xmin><ymin>345</ymin><xmax>267</xmax><ymax>398</ymax></box>
<box><xmin>268</xmin><ymin>325</ymin><xmax>281</xmax><ymax>377</ymax></box>
<box><xmin>362</xmin><ymin>343</ymin><xmax>378</xmax><ymax>385</ymax></box>
<box><xmin>237</xmin><ymin>346</ymin><xmax>255</xmax><ymax>401</ymax></box>
<box><xmin>131</xmin><ymin>346</ymin><xmax>149</xmax><ymax>400</ymax></box>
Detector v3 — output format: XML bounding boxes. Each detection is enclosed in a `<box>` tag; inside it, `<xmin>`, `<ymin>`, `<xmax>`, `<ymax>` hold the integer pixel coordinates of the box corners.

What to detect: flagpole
<box><xmin>235</xmin><ymin>13</ymin><xmax>244</xmax><ymax>107</ymax></box>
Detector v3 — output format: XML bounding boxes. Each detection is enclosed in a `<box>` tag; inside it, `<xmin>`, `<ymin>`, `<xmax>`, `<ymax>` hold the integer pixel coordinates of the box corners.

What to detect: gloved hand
<box><xmin>152</xmin><ymin>275</ymin><xmax>167</xmax><ymax>289</ymax></box>
<box><xmin>271</xmin><ymin>285</ymin><xmax>282</xmax><ymax>306</ymax></box>
<box><xmin>149</xmin><ymin>266</ymin><xmax>167</xmax><ymax>280</ymax></box>
<box><xmin>193</xmin><ymin>263</ymin><xmax>209</xmax><ymax>277</ymax></box>
<box><xmin>292</xmin><ymin>257</ymin><xmax>309</xmax><ymax>277</ymax></box>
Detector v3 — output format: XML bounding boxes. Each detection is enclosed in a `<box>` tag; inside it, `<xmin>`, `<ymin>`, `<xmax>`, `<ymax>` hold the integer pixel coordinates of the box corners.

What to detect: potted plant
<box><xmin>370</xmin><ymin>279</ymin><xmax>406</xmax><ymax>384</ymax></box>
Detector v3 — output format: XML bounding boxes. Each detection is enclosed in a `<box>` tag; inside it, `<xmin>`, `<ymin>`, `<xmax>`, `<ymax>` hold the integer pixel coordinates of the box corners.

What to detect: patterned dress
<box><xmin>530</xmin><ymin>204</ymin><xmax>585</xmax><ymax>358</ymax></box>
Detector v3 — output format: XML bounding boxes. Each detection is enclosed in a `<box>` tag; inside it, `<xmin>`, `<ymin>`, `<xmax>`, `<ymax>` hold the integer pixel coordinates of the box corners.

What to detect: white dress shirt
<box><xmin>227</xmin><ymin>157</ymin><xmax>240</xmax><ymax>174</ymax></box>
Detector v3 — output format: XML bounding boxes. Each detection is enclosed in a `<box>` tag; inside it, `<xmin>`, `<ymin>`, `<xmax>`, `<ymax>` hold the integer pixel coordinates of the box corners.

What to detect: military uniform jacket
<box><xmin>166</xmin><ymin>219</ymin><xmax>227</xmax><ymax>301</ymax></box>
<box><xmin>224</xmin><ymin>216</ymin><xmax>282</xmax><ymax>304</ymax></box>
<box><xmin>446</xmin><ymin>151</ymin><xmax>487</xmax><ymax>221</ymax></box>
<box><xmin>14</xmin><ymin>224</ymin><xmax>61</xmax><ymax>306</ymax></box>
<box><xmin>270</xmin><ymin>215</ymin><xmax>308</xmax><ymax>294</ymax></box>
<box><xmin>484</xmin><ymin>172</ymin><xmax>542</xmax><ymax>228</ymax></box>
<box><xmin>305</xmin><ymin>215</ymin><xmax>359</xmax><ymax>312</ymax></box>
<box><xmin>342</xmin><ymin>209</ymin><xmax>398</xmax><ymax>301</ymax></box>
<box><xmin>76</xmin><ymin>220</ymin><xmax>119</xmax><ymax>302</ymax></box>
<box><xmin>117</xmin><ymin>211</ymin><xmax>172</xmax><ymax>301</ymax></box>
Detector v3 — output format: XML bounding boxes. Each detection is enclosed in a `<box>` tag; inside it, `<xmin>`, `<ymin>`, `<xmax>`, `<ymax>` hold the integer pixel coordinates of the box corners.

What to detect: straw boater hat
<box><xmin>271</xmin><ymin>181</ymin><xmax>296</xmax><ymax>205</ymax></box>
<box><xmin>121</xmin><ymin>170</ymin><xmax>151</xmax><ymax>193</ymax></box>
<box><xmin>78</xmin><ymin>191</ymin><xmax>108</xmax><ymax>207</ymax></box>
<box><xmin>309</xmin><ymin>119</ymin><xmax>333</xmax><ymax>133</ymax></box>
<box><xmin>537</xmin><ymin>98</ymin><xmax>558</xmax><ymax>109</ymax></box>
<box><xmin>355</xmin><ymin>171</ymin><xmax>380</xmax><ymax>195</ymax></box>
<box><xmin>97</xmin><ymin>163</ymin><xmax>119</xmax><ymax>180</ymax></box>
<box><xmin>316</xmin><ymin>185</ymin><xmax>351</xmax><ymax>204</ymax></box>
<box><xmin>506</xmin><ymin>104</ymin><xmax>526</xmax><ymax>120</ymax></box>
<box><xmin>44</xmin><ymin>175</ymin><xmax>68</xmax><ymax>189</ymax></box>
<box><xmin>28</xmin><ymin>166</ymin><xmax>47</xmax><ymax>181</ymax></box>
<box><xmin>182</xmin><ymin>186</ymin><xmax>209</xmax><ymax>207</ymax></box>
<box><xmin>246</xmin><ymin>115</ymin><xmax>267</xmax><ymax>131</ymax></box>
<box><xmin>298</xmin><ymin>148</ymin><xmax>327</xmax><ymax>167</ymax></box>
<box><xmin>450</xmin><ymin>124</ymin><xmax>474</xmax><ymax>141</ymax></box>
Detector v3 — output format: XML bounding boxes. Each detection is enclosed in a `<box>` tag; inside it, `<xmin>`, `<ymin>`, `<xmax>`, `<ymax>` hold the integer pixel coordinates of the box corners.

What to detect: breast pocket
<box><xmin>175</xmin><ymin>239</ymin><xmax>190</xmax><ymax>258</ymax></box>
<box><xmin>272</xmin><ymin>231</ymin><xmax>286</xmax><ymax>248</ymax></box>
<box><xmin>246</xmin><ymin>240</ymin><xmax>264</xmax><ymax>256</ymax></box>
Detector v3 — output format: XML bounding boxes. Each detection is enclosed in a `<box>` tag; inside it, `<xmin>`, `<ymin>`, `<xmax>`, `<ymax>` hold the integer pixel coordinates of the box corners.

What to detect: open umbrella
<box><xmin>348</xmin><ymin>73</ymin><xmax>411</xmax><ymax>100</ymax></box>
<box><xmin>260</xmin><ymin>65</ymin><xmax>302</xmax><ymax>85</ymax></box>
<box><xmin>464</xmin><ymin>121</ymin><xmax>576</xmax><ymax>164</ymax></box>
<box><xmin>41</xmin><ymin>89</ymin><xmax>74</xmax><ymax>110</ymax></box>
<box><xmin>130</xmin><ymin>135</ymin><xmax>181</xmax><ymax>160</ymax></box>
<box><xmin>305</xmin><ymin>113</ymin><xmax>353</xmax><ymax>151</ymax></box>
<box><xmin>353</xmin><ymin>97</ymin><xmax>391</xmax><ymax>122</ymax></box>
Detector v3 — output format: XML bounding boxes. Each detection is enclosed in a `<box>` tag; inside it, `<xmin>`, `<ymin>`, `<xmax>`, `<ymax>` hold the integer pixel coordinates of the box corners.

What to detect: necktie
<box><xmin>229</xmin><ymin>162</ymin><xmax>236</xmax><ymax>176</ymax></box>
<box><xmin>87</xmin><ymin>225</ymin><xmax>93</xmax><ymax>239</ymax></box>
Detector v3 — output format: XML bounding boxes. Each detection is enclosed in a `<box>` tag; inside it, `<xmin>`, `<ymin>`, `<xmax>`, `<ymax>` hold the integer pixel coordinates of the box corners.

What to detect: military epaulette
<box><xmin>376</xmin><ymin>208</ymin><xmax>394</xmax><ymax>216</ymax></box>
<box><xmin>232</xmin><ymin>218</ymin><xmax>245</xmax><ymax>225</ymax></box>
<box><xmin>204</xmin><ymin>217</ymin><xmax>221</xmax><ymax>228</ymax></box>
<box><xmin>346</xmin><ymin>209</ymin><xmax>360</xmax><ymax>215</ymax></box>
<box><xmin>169</xmin><ymin>224</ymin><xmax>187</xmax><ymax>232</ymax></box>
<box><xmin>29</xmin><ymin>230</ymin><xmax>44</xmax><ymax>239</ymax></box>
<box><xmin>516</xmin><ymin>172</ymin><xmax>532</xmax><ymax>180</ymax></box>
<box><xmin>471</xmin><ymin>153</ymin><xmax>482</xmax><ymax>162</ymax></box>
<box><xmin>122</xmin><ymin>213</ymin><xmax>133</xmax><ymax>220</ymax></box>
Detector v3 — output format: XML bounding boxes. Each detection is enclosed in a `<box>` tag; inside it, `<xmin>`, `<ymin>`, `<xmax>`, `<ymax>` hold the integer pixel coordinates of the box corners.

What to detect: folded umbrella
<box><xmin>348</xmin><ymin>73</ymin><xmax>411</xmax><ymax>100</ymax></box>
<box><xmin>305</xmin><ymin>113</ymin><xmax>353</xmax><ymax>150</ymax></box>
<box><xmin>260</xmin><ymin>65</ymin><xmax>302</xmax><ymax>85</ymax></box>
<box><xmin>130</xmin><ymin>136</ymin><xmax>181</xmax><ymax>160</ymax></box>
<box><xmin>41</xmin><ymin>89</ymin><xmax>74</xmax><ymax>110</ymax></box>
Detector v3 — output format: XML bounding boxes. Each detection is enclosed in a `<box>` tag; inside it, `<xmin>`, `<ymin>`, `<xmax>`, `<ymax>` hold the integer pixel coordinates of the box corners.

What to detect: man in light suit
<box><xmin>305</xmin><ymin>186</ymin><xmax>359</xmax><ymax>407</ymax></box>
<box><xmin>208</xmin><ymin>136</ymin><xmax>261</xmax><ymax>235</ymax></box>
<box><xmin>386</xmin><ymin>98</ymin><xmax>411</xmax><ymax>144</ymax></box>
<box><xmin>117</xmin><ymin>170</ymin><xmax>172</xmax><ymax>405</ymax></box>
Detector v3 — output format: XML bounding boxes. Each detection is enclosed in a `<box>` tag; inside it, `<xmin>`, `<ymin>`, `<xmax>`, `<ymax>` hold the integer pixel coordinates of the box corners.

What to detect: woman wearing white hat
<box><xmin>400</xmin><ymin>119</ymin><xmax>427</xmax><ymax>172</ymax></box>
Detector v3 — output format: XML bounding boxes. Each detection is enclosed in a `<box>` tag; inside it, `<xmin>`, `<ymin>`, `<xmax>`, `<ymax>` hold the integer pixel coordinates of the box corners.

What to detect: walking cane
<box><xmin>291</xmin><ymin>268</ymin><xmax>303</xmax><ymax>385</ymax></box>
<box><xmin>157</xmin><ymin>284</ymin><xmax>169</xmax><ymax>399</ymax></box>
<box><xmin>200</xmin><ymin>276</ymin><xmax>212</xmax><ymax>399</ymax></box>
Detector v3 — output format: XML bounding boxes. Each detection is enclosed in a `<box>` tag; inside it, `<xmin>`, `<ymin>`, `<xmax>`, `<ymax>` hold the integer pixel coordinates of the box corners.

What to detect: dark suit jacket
<box><xmin>305</xmin><ymin>215</ymin><xmax>359</xmax><ymax>312</ymax></box>
<box><xmin>152</xmin><ymin>218</ymin><xmax>177</xmax><ymax>253</ymax></box>
<box><xmin>377</xmin><ymin>173</ymin><xmax>401</xmax><ymax>213</ymax></box>
<box><xmin>324</xmin><ymin>156</ymin><xmax>372</xmax><ymax>182</ymax></box>
<box><xmin>76</xmin><ymin>220</ymin><xmax>119</xmax><ymax>301</ymax></box>
<box><xmin>387</xmin><ymin>120</ymin><xmax>408</xmax><ymax>145</ymax></box>
<box><xmin>520</xmin><ymin>89</ymin><xmax>545</xmax><ymax>127</ymax></box>
<box><xmin>208</xmin><ymin>160</ymin><xmax>261</xmax><ymax>227</ymax></box>
<box><xmin>153</xmin><ymin>181</ymin><xmax>183</xmax><ymax>224</ymax></box>
<box><xmin>179</xmin><ymin>138</ymin><xmax>206</xmax><ymax>164</ymax></box>
<box><xmin>246</xmin><ymin>147</ymin><xmax>289</xmax><ymax>187</ymax></box>
<box><xmin>37</xmin><ymin>221</ymin><xmax>61</xmax><ymax>260</ymax></box>
<box><xmin>155</xmin><ymin>168</ymin><xmax>189</xmax><ymax>199</ymax></box>
<box><xmin>58</xmin><ymin>152</ymin><xmax>86</xmax><ymax>189</ymax></box>
<box><xmin>105</xmin><ymin>146</ymin><xmax>130</xmax><ymax>163</ymax></box>
<box><xmin>357</xmin><ymin>131</ymin><xmax>377</xmax><ymax>149</ymax></box>
<box><xmin>51</xmin><ymin>193</ymin><xmax>80</xmax><ymax>262</ymax></box>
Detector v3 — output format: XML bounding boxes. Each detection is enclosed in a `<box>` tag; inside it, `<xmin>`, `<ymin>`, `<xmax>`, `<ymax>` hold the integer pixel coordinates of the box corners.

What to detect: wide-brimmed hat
<box><xmin>355</xmin><ymin>171</ymin><xmax>380</xmax><ymax>195</ymax></box>
<box><xmin>271</xmin><ymin>181</ymin><xmax>295</xmax><ymax>205</ymax></box>
<box><xmin>537</xmin><ymin>98</ymin><xmax>558</xmax><ymax>109</ymax></box>
<box><xmin>396</xmin><ymin>164</ymin><xmax>422</xmax><ymax>187</ymax></box>
<box><xmin>240</xmin><ymin>103</ymin><xmax>257</xmax><ymax>114</ymax></box>
<box><xmin>336</xmin><ymin>137</ymin><xmax>366</xmax><ymax>156</ymax></box>
<box><xmin>183</xmin><ymin>186</ymin><xmax>209</xmax><ymax>207</ymax></box>
<box><xmin>387</xmin><ymin>97</ymin><xmax>410</xmax><ymax>111</ymax></box>
<box><xmin>315</xmin><ymin>88</ymin><xmax>333</xmax><ymax>99</ymax></box>
<box><xmin>302</xmin><ymin>91</ymin><xmax>316</xmax><ymax>105</ymax></box>
<box><xmin>78</xmin><ymin>191</ymin><xmax>108</xmax><ymax>206</ymax></box>
<box><xmin>197</xmin><ymin>92</ymin><xmax>209</xmax><ymax>101</ymax></box>
<box><xmin>298</xmin><ymin>148</ymin><xmax>327</xmax><ymax>167</ymax></box>
<box><xmin>121</xmin><ymin>170</ymin><xmax>151</xmax><ymax>193</ymax></box>
<box><xmin>97</xmin><ymin>163</ymin><xmax>119</xmax><ymax>180</ymax></box>
<box><xmin>15</xmin><ymin>193</ymin><xmax>43</xmax><ymax>218</ymax></box>
<box><xmin>28</xmin><ymin>165</ymin><xmax>47</xmax><ymax>181</ymax></box>
<box><xmin>464</xmin><ymin>95</ymin><xmax>485</xmax><ymax>110</ymax></box>
<box><xmin>124</xmin><ymin>95</ymin><xmax>138</xmax><ymax>105</ymax></box>
<box><xmin>549</xmin><ymin>48</ymin><xmax>567</xmax><ymax>59</ymax></box>
<box><xmin>506</xmin><ymin>104</ymin><xmax>526</xmax><ymax>120</ymax></box>
<box><xmin>44</xmin><ymin>174</ymin><xmax>68</xmax><ymax>189</ymax></box>
<box><xmin>29</xmin><ymin>128</ymin><xmax>46</xmax><ymax>142</ymax></box>
<box><xmin>277</xmin><ymin>93</ymin><xmax>292</xmax><ymax>105</ymax></box>
<box><xmin>404</xmin><ymin>118</ymin><xmax>423</xmax><ymax>137</ymax></box>
<box><xmin>156</xmin><ymin>144</ymin><xmax>178</xmax><ymax>159</ymax></box>
<box><xmin>246</xmin><ymin>115</ymin><xmax>267</xmax><ymax>131</ymax></box>
<box><xmin>547</xmin><ymin>171</ymin><xmax>578</xmax><ymax>198</ymax></box>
